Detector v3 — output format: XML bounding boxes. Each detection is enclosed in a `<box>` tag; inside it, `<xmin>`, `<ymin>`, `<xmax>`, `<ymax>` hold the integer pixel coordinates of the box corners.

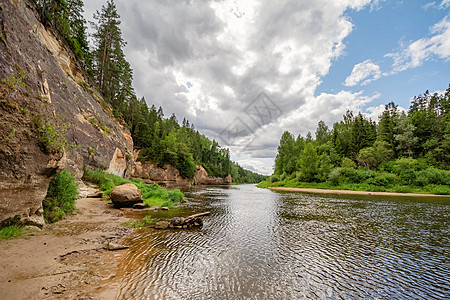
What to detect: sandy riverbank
<box><xmin>266</xmin><ymin>186</ymin><xmax>450</xmax><ymax>197</ymax></box>
<box><xmin>0</xmin><ymin>191</ymin><xmax>133</xmax><ymax>300</ymax></box>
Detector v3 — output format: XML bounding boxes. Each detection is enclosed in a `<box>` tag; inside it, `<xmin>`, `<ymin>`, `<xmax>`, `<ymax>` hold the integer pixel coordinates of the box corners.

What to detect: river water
<box><xmin>115</xmin><ymin>185</ymin><xmax>449</xmax><ymax>299</ymax></box>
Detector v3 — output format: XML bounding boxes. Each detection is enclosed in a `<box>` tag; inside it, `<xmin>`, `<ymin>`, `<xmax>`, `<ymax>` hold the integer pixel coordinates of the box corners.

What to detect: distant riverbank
<box><xmin>263</xmin><ymin>186</ymin><xmax>450</xmax><ymax>197</ymax></box>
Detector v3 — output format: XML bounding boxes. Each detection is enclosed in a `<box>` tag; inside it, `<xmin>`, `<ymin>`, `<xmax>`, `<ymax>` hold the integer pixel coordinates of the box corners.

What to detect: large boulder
<box><xmin>109</xmin><ymin>184</ymin><xmax>142</xmax><ymax>208</ymax></box>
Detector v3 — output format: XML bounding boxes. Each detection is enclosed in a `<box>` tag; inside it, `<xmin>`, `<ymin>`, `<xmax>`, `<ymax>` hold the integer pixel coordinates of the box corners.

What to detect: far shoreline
<box><xmin>264</xmin><ymin>186</ymin><xmax>450</xmax><ymax>198</ymax></box>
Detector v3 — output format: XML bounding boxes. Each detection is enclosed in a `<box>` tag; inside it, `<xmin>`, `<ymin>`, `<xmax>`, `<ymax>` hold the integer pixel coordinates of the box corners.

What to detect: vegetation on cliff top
<box><xmin>260</xmin><ymin>87</ymin><xmax>450</xmax><ymax>195</ymax></box>
<box><xmin>34</xmin><ymin>0</ymin><xmax>265</xmax><ymax>183</ymax></box>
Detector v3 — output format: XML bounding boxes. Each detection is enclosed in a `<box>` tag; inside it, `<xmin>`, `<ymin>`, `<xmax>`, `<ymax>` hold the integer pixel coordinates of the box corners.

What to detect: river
<box><xmin>114</xmin><ymin>185</ymin><xmax>449</xmax><ymax>299</ymax></box>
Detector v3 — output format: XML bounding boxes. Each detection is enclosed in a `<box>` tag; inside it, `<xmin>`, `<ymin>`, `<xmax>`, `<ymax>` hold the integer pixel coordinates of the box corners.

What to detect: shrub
<box><xmin>430</xmin><ymin>185</ymin><xmax>450</xmax><ymax>195</ymax></box>
<box><xmin>341</xmin><ymin>157</ymin><xmax>357</xmax><ymax>169</ymax></box>
<box><xmin>280</xmin><ymin>172</ymin><xmax>288</xmax><ymax>181</ymax></box>
<box><xmin>365</xmin><ymin>172</ymin><xmax>398</xmax><ymax>187</ymax></box>
<box><xmin>43</xmin><ymin>169</ymin><xmax>78</xmax><ymax>223</ymax></box>
<box><xmin>390</xmin><ymin>185</ymin><xmax>414</xmax><ymax>193</ymax></box>
<box><xmin>414</xmin><ymin>168</ymin><xmax>450</xmax><ymax>186</ymax></box>
<box><xmin>2</xmin><ymin>71</ymin><xmax>26</xmax><ymax>88</ymax></box>
<box><xmin>328</xmin><ymin>168</ymin><xmax>343</xmax><ymax>185</ymax></box>
<box><xmin>270</xmin><ymin>175</ymin><xmax>279</xmax><ymax>183</ymax></box>
<box><xmin>353</xmin><ymin>168</ymin><xmax>376</xmax><ymax>183</ymax></box>
<box><xmin>37</xmin><ymin>123</ymin><xmax>68</xmax><ymax>153</ymax></box>
<box><xmin>391</xmin><ymin>158</ymin><xmax>420</xmax><ymax>185</ymax></box>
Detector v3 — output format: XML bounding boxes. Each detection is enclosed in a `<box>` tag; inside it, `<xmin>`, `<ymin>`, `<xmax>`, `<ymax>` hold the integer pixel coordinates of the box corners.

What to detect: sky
<box><xmin>83</xmin><ymin>0</ymin><xmax>450</xmax><ymax>175</ymax></box>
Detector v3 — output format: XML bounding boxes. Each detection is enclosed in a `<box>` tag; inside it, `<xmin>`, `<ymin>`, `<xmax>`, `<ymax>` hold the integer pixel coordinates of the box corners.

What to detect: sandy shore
<box><xmin>0</xmin><ymin>191</ymin><xmax>133</xmax><ymax>300</ymax></box>
<box><xmin>266</xmin><ymin>186</ymin><xmax>450</xmax><ymax>198</ymax></box>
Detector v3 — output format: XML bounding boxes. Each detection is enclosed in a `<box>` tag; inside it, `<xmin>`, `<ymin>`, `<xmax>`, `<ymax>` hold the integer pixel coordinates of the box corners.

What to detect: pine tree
<box><xmin>91</xmin><ymin>0</ymin><xmax>132</xmax><ymax>113</ymax></box>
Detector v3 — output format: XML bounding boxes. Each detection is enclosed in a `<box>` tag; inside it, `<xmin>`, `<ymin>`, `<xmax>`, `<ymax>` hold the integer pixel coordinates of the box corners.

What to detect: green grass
<box><xmin>83</xmin><ymin>169</ymin><xmax>184</xmax><ymax>207</ymax></box>
<box><xmin>0</xmin><ymin>225</ymin><xmax>25</xmax><ymax>240</ymax></box>
<box><xmin>43</xmin><ymin>169</ymin><xmax>78</xmax><ymax>223</ymax></box>
<box><xmin>257</xmin><ymin>178</ymin><xmax>450</xmax><ymax>195</ymax></box>
<box><xmin>122</xmin><ymin>215</ymin><xmax>156</xmax><ymax>228</ymax></box>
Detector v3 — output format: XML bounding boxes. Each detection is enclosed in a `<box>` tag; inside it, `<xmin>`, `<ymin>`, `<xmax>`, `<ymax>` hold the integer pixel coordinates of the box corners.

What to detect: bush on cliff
<box><xmin>43</xmin><ymin>169</ymin><xmax>78</xmax><ymax>223</ymax></box>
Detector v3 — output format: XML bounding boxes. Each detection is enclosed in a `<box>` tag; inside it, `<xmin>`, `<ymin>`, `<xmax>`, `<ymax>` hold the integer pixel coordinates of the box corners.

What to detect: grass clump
<box><xmin>122</xmin><ymin>215</ymin><xmax>155</xmax><ymax>228</ymax></box>
<box><xmin>0</xmin><ymin>225</ymin><xmax>25</xmax><ymax>240</ymax></box>
<box><xmin>43</xmin><ymin>169</ymin><xmax>78</xmax><ymax>223</ymax></box>
<box><xmin>83</xmin><ymin>169</ymin><xmax>184</xmax><ymax>207</ymax></box>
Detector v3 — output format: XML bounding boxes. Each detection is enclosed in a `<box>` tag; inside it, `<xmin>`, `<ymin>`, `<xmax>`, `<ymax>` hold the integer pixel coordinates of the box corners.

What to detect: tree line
<box><xmin>270</xmin><ymin>87</ymin><xmax>450</xmax><ymax>193</ymax></box>
<box><xmin>34</xmin><ymin>0</ymin><xmax>266</xmax><ymax>183</ymax></box>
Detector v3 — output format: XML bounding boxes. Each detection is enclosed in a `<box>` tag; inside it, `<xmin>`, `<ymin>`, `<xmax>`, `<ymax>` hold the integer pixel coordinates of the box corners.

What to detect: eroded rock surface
<box><xmin>0</xmin><ymin>0</ymin><xmax>133</xmax><ymax>225</ymax></box>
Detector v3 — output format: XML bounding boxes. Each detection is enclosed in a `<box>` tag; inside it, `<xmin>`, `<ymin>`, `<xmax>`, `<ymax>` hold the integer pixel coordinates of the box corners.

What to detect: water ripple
<box><xmin>115</xmin><ymin>185</ymin><xmax>450</xmax><ymax>300</ymax></box>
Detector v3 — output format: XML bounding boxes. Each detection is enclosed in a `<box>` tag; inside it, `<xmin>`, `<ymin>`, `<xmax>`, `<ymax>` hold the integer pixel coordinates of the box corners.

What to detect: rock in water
<box><xmin>133</xmin><ymin>203</ymin><xmax>146</xmax><ymax>209</ymax></box>
<box><xmin>109</xmin><ymin>184</ymin><xmax>142</xmax><ymax>208</ymax></box>
<box><xmin>154</xmin><ymin>221</ymin><xmax>170</xmax><ymax>230</ymax></box>
<box><xmin>170</xmin><ymin>217</ymin><xmax>185</xmax><ymax>226</ymax></box>
<box><xmin>107</xmin><ymin>243</ymin><xmax>130</xmax><ymax>251</ymax></box>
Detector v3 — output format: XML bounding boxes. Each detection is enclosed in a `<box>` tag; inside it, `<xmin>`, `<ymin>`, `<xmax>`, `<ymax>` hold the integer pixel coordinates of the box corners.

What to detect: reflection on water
<box><xmin>115</xmin><ymin>185</ymin><xmax>450</xmax><ymax>299</ymax></box>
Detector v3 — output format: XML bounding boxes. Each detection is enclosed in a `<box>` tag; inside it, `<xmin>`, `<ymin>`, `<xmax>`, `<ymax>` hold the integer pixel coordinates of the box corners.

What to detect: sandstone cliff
<box><xmin>0</xmin><ymin>0</ymin><xmax>133</xmax><ymax>226</ymax></box>
<box><xmin>132</xmin><ymin>162</ymin><xmax>232</xmax><ymax>187</ymax></box>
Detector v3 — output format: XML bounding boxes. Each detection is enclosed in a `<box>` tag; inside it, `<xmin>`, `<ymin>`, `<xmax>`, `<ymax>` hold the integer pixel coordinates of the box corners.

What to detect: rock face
<box><xmin>109</xmin><ymin>184</ymin><xmax>142</xmax><ymax>208</ymax></box>
<box><xmin>132</xmin><ymin>161</ymin><xmax>191</xmax><ymax>187</ymax></box>
<box><xmin>132</xmin><ymin>160</ymin><xmax>232</xmax><ymax>187</ymax></box>
<box><xmin>193</xmin><ymin>165</ymin><xmax>232</xmax><ymax>185</ymax></box>
<box><xmin>0</xmin><ymin>0</ymin><xmax>133</xmax><ymax>225</ymax></box>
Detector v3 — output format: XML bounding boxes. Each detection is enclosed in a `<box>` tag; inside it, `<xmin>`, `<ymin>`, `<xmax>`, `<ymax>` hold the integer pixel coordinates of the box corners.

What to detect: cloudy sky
<box><xmin>84</xmin><ymin>0</ymin><xmax>450</xmax><ymax>175</ymax></box>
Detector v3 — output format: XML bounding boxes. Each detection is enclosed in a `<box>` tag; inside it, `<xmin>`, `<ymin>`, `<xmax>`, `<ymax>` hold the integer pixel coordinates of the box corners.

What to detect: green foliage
<box><xmin>365</xmin><ymin>172</ymin><xmax>398</xmax><ymax>187</ymax></box>
<box><xmin>82</xmin><ymin>169</ymin><xmax>184</xmax><ymax>207</ymax></box>
<box><xmin>341</xmin><ymin>157</ymin><xmax>357</xmax><ymax>168</ymax></box>
<box><xmin>36</xmin><ymin>122</ymin><xmax>68</xmax><ymax>153</ymax></box>
<box><xmin>230</xmin><ymin>162</ymin><xmax>267</xmax><ymax>184</ymax></box>
<box><xmin>270</xmin><ymin>175</ymin><xmax>280</xmax><ymax>183</ymax></box>
<box><xmin>2</xmin><ymin>71</ymin><xmax>26</xmax><ymax>88</ymax></box>
<box><xmin>35</xmin><ymin>0</ymin><xmax>92</xmax><ymax>72</ymax></box>
<box><xmin>122</xmin><ymin>215</ymin><xmax>155</xmax><ymax>228</ymax></box>
<box><xmin>0</xmin><ymin>225</ymin><xmax>25</xmax><ymax>240</ymax></box>
<box><xmin>268</xmin><ymin>85</ymin><xmax>450</xmax><ymax>195</ymax></box>
<box><xmin>298</xmin><ymin>143</ymin><xmax>318</xmax><ymax>182</ymax></box>
<box><xmin>43</xmin><ymin>169</ymin><xmax>78</xmax><ymax>223</ymax></box>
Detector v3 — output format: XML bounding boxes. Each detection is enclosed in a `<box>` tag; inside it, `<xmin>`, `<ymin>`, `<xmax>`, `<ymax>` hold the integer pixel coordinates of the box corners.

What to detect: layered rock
<box><xmin>0</xmin><ymin>0</ymin><xmax>133</xmax><ymax>225</ymax></box>
<box><xmin>132</xmin><ymin>161</ymin><xmax>192</xmax><ymax>187</ymax></box>
<box><xmin>193</xmin><ymin>165</ymin><xmax>232</xmax><ymax>185</ymax></box>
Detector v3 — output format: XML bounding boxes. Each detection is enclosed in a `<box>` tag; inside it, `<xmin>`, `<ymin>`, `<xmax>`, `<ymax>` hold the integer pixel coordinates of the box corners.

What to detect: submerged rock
<box><xmin>154</xmin><ymin>221</ymin><xmax>170</xmax><ymax>230</ymax></box>
<box><xmin>170</xmin><ymin>217</ymin><xmax>185</xmax><ymax>226</ymax></box>
<box><xmin>132</xmin><ymin>203</ymin><xmax>146</xmax><ymax>209</ymax></box>
<box><xmin>106</xmin><ymin>243</ymin><xmax>130</xmax><ymax>251</ymax></box>
<box><xmin>110</xmin><ymin>184</ymin><xmax>142</xmax><ymax>208</ymax></box>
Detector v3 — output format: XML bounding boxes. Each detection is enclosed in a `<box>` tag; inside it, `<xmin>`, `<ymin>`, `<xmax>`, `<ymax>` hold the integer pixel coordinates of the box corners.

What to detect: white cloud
<box><xmin>235</xmin><ymin>158</ymin><xmax>274</xmax><ymax>175</ymax></box>
<box><xmin>364</xmin><ymin>104</ymin><xmax>408</xmax><ymax>122</ymax></box>
<box><xmin>386</xmin><ymin>17</ymin><xmax>450</xmax><ymax>72</ymax></box>
<box><xmin>422</xmin><ymin>2</ymin><xmax>436</xmax><ymax>10</ymax></box>
<box><xmin>441</xmin><ymin>0</ymin><xmax>450</xmax><ymax>9</ymax></box>
<box><xmin>344</xmin><ymin>60</ymin><xmax>382</xmax><ymax>86</ymax></box>
<box><xmin>83</xmin><ymin>0</ymin><xmax>387</xmax><ymax>174</ymax></box>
